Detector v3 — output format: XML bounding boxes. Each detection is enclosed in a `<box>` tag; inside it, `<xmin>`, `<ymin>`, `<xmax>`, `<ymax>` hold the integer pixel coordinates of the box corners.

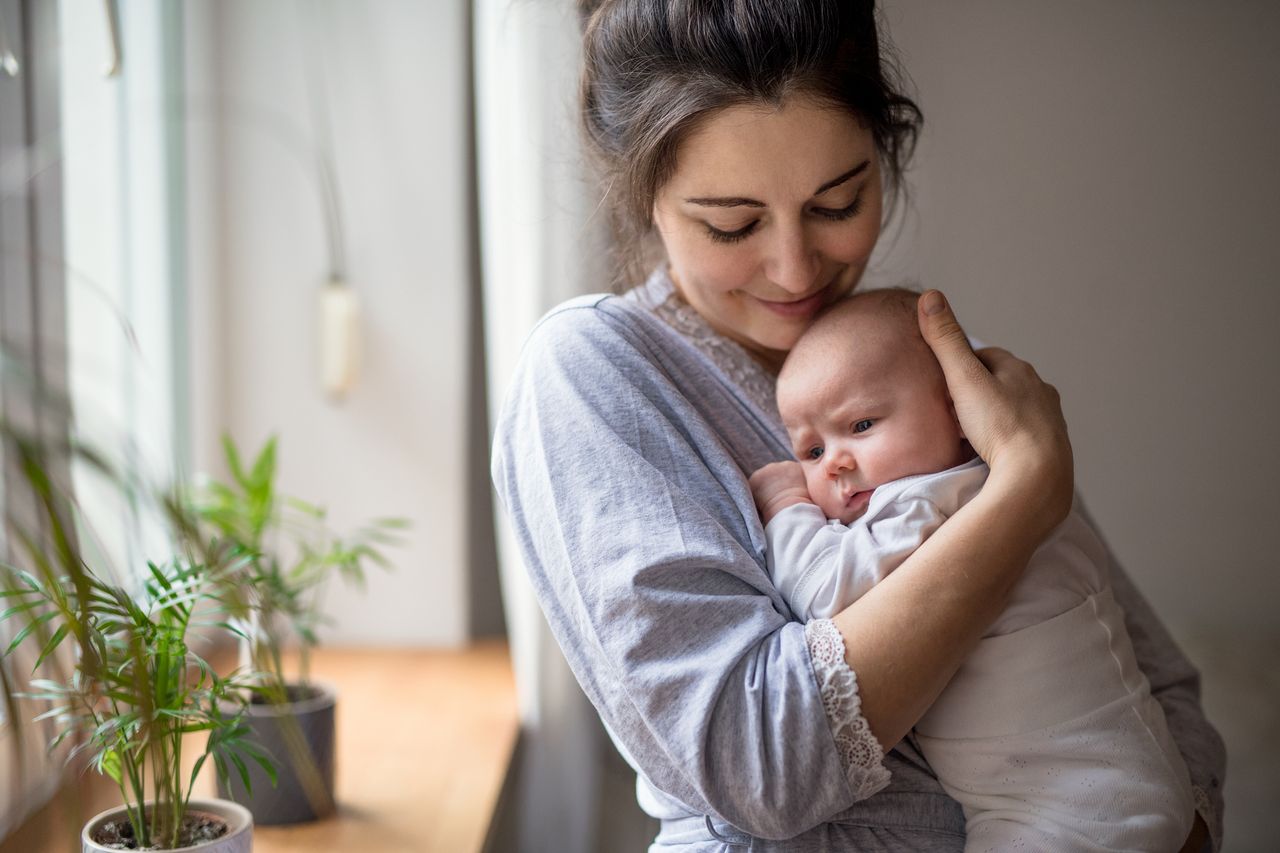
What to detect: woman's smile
<box><xmin>747</xmin><ymin>280</ymin><xmax>840</xmax><ymax>318</ymax></box>
<box><xmin>651</xmin><ymin>96</ymin><xmax>884</xmax><ymax>364</ymax></box>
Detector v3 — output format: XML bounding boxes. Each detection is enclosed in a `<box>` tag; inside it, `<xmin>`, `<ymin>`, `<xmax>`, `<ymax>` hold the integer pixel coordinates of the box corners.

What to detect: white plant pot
<box><xmin>81</xmin><ymin>798</ymin><xmax>253</xmax><ymax>853</ymax></box>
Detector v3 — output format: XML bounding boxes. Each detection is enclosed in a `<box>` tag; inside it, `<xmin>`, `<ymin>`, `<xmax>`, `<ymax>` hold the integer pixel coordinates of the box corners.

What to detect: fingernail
<box><xmin>922</xmin><ymin>290</ymin><xmax>947</xmax><ymax>316</ymax></box>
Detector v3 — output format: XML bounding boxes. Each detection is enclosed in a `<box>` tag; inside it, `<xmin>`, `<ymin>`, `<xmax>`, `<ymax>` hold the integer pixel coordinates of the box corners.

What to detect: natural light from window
<box><xmin>59</xmin><ymin>0</ymin><xmax>182</xmax><ymax>584</ymax></box>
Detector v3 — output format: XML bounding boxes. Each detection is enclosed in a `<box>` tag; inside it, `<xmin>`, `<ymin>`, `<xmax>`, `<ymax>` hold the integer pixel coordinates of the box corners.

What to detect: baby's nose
<box><xmin>824</xmin><ymin>448</ymin><xmax>854</xmax><ymax>477</ymax></box>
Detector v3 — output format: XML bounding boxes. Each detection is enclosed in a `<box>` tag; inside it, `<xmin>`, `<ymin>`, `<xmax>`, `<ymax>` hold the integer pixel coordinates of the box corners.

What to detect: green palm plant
<box><xmin>0</xmin><ymin>426</ymin><xmax>275</xmax><ymax>849</ymax></box>
<box><xmin>184</xmin><ymin>435</ymin><xmax>404</xmax><ymax>692</ymax></box>
<box><xmin>2</xmin><ymin>559</ymin><xmax>273</xmax><ymax>849</ymax></box>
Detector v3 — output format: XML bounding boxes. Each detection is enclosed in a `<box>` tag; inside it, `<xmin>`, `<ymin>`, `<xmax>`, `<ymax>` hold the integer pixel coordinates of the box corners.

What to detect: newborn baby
<box><xmin>750</xmin><ymin>289</ymin><xmax>1195</xmax><ymax>852</ymax></box>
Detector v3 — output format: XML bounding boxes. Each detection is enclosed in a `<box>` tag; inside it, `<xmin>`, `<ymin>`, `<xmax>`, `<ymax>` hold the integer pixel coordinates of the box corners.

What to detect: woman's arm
<box><xmin>833</xmin><ymin>291</ymin><xmax>1076</xmax><ymax>749</ymax></box>
<box><xmin>493</xmin><ymin>303</ymin><xmax>863</xmax><ymax>839</ymax></box>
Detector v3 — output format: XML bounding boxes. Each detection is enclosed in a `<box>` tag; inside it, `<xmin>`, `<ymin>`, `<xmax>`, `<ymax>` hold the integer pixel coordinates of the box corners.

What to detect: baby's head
<box><xmin>777</xmin><ymin>289</ymin><xmax>973</xmax><ymax>524</ymax></box>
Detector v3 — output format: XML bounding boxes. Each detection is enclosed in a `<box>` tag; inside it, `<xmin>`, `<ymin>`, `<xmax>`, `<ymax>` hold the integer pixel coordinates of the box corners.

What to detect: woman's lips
<box><xmin>753</xmin><ymin>286</ymin><xmax>831</xmax><ymax>318</ymax></box>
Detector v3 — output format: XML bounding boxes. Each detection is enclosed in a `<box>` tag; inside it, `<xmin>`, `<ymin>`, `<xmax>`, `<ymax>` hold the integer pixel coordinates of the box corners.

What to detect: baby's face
<box><xmin>778</xmin><ymin>313</ymin><xmax>969</xmax><ymax>524</ymax></box>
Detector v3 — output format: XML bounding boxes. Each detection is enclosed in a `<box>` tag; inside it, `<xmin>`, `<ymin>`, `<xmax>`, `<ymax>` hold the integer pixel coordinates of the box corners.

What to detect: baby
<box><xmin>750</xmin><ymin>289</ymin><xmax>1195</xmax><ymax>852</ymax></box>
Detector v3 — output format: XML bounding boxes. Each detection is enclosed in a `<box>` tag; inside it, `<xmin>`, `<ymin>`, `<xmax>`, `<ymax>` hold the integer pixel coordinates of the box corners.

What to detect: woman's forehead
<box><xmin>665</xmin><ymin>98</ymin><xmax>876</xmax><ymax>200</ymax></box>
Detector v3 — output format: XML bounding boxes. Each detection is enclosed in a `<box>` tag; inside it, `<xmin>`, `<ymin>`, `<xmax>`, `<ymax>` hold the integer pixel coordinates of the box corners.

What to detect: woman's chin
<box><xmin>746</xmin><ymin>323</ymin><xmax>808</xmax><ymax>355</ymax></box>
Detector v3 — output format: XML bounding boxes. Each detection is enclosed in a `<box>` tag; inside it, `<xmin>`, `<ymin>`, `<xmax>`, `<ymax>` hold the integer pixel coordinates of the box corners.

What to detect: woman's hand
<box><xmin>916</xmin><ymin>290</ymin><xmax>1074</xmax><ymax>539</ymax></box>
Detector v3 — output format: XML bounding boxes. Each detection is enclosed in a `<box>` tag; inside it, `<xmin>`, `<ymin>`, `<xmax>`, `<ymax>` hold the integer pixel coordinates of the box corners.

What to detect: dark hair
<box><xmin>578</xmin><ymin>0</ymin><xmax>922</xmax><ymax>286</ymax></box>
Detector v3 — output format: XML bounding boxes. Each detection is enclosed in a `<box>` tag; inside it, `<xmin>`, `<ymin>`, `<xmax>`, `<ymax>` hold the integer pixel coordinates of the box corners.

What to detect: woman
<box><xmin>491</xmin><ymin>1</ymin><xmax>1224</xmax><ymax>849</ymax></box>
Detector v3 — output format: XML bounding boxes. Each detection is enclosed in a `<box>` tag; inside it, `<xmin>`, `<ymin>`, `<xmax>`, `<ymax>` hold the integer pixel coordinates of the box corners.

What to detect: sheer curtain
<box><xmin>474</xmin><ymin>1</ymin><xmax>613</xmax><ymax>850</ymax></box>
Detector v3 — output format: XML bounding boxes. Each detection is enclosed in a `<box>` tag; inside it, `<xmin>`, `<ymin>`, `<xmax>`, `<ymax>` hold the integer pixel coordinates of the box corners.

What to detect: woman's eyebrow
<box><xmin>683</xmin><ymin>160</ymin><xmax>871</xmax><ymax>207</ymax></box>
<box><xmin>682</xmin><ymin>195</ymin><xmax>766</xmax><ymax>208</ymax></box>
<box><xmin>814</xmin><ymin>160</ymin><xmax>870</xmax><ymax>195</ymax></box>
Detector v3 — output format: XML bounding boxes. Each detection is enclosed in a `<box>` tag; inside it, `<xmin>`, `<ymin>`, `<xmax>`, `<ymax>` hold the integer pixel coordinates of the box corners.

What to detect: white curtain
<box><xmin>474</xmin><ymin>2</ymin><xmax>612</xmax><ymax>851</ymax></box>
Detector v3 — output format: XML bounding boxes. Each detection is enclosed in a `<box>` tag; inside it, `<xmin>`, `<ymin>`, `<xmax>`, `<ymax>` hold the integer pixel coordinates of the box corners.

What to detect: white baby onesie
<box><xmin>766</xmin><ymin>458</ymin><xmax>1195</xmax><ymax>852</ymax></box>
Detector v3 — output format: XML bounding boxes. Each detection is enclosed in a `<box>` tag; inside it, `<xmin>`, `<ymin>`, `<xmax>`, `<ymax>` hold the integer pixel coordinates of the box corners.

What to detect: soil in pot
<box><xmin>249</xmin><ymin>684</ymin><xmax>317</xmax><ymax>706</ymax></box>
<box><xmin>90</xmin><ymin>810</ymin><xmax>226</xmax><ymax>850</ymax></box>
<box><xmin>83</xmin><ymin>799</ymin><xmax>251</xmax><ymax>853</ymax></box>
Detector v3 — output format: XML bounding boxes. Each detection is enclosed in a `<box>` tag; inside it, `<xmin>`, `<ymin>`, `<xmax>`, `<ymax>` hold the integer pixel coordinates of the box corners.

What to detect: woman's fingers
<box><xmin>974</xmin><ymin>347</ymin><xmax>1063</xmax><ymax>412</ymax></box>
<box><xmin>916</xmin><ymin>291</ymin><xmax>1001</xmax><ymax>456</ymax></box>
<box><xmin>917</xmin><ymin>290</ymin><xmax>990</xmax><ymax>392</ymax></box>
<box><xmin>916</xmin><ymin>290</ymin><xmax>1074</xmax><ymax>530</ymax></box>
<box><xmin>972</xmin><ymin>345</ymin><xmax>1015</xmax><ymax>372</ymax></box>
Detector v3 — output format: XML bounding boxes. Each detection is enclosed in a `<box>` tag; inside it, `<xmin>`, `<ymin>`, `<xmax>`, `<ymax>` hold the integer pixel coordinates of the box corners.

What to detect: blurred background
<box><xmin>0</xmin><ymin>1</ymin><xmax>1275</xmax><ymax>851</ymax></box>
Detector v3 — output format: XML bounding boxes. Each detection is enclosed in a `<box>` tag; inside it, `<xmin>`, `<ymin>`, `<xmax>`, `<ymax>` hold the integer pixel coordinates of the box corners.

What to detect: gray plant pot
<box><xmin>218</xmin><ymin>681</ymin><xmax>338</xmax><ymax>825</ymax></box>
<box><xmin>81</xmin><ymin>798</ymin><xmax>252</xmax><ymax>853</ymax></box>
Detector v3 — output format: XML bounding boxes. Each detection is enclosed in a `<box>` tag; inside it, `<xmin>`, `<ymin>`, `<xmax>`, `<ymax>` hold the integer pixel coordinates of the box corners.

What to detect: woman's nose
<box><xmin>764</xmin><ymin>224</ymin><xmax>821</xmax><ymax>295</ymax></box>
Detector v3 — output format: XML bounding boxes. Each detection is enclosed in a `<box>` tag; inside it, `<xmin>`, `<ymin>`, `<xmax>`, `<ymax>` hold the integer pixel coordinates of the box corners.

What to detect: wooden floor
<box><xmin>2</xmin><ymin>642</ymin><xmax>519</xmax><ymax>853</ymax></box>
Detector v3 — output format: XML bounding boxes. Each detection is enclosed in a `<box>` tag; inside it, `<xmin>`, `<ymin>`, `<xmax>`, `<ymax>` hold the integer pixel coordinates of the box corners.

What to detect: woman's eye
<box><xmin>806</xmin><ymin>446</ymin><xmax>824</xmax><ymax>460</ymax></box>
<box><xmin>853</xmin><ymin>419</ymin><xmax>874</xmax><ymax>433</ymax></box>
<box><xmin>813</xmin><ymin>194</ymin><xmax>863</xmax><ymax>222</ymax></box>
<box><xmin>705</xmin><ymin>221</ymin><xmax>758</xmax><ymax>244</ymax></box>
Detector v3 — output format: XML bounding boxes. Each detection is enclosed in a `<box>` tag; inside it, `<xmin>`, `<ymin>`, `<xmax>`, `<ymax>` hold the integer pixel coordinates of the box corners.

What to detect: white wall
<box><xmin>184</xmin><ymin>0</ymin><xmax>471</xmax><ymax>646</ymax></box>
<box><xmin>875</xmin><ymin>3</ymin><xmax>1279</xmax><ymax>847</ymax></box>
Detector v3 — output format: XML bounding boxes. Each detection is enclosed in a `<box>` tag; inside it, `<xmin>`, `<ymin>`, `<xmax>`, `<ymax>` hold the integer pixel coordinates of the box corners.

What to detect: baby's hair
<box><xmin>854</xmin><ymin>286</ymin><xmax>921</xmax><ymax>329</ymax></box>
<box><xmin>801</xmin><ymin>286</ymin><xmax>924</xmax><ymax>350</ymax></box>
<box><xmin>780</xmin><ymin>286</ymin><xmax>940</xmax><ymax>391</ymax></box>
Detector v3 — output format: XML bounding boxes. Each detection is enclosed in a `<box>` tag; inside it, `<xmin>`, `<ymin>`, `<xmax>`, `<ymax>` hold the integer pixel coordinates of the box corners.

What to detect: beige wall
<box><xmin>184</xmin><ymin>0</ymin><xmax>472</xmax><ymax>646</ymax></box>
<box><xmin>875</xmin><ymin>3</ymin><xmax>1279</xmax><ymax>847</ymax></box>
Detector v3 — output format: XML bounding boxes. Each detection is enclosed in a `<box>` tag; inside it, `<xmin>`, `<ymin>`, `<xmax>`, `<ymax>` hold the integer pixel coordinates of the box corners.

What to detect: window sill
<box><xmin>1</xmin><ymin>641</ymin><xmax>519</xmax><ymax>853</ymax></box>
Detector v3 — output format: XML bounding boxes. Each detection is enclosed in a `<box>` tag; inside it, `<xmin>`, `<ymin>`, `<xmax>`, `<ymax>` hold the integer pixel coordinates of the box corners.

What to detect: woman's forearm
<box><xmin>831</xmin><ymin>462</ymin><xmax>1056</xmax><ymax>749</ymax></box>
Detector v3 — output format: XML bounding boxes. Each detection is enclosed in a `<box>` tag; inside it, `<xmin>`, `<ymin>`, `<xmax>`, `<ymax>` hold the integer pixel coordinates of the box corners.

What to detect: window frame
<box><xmin>0</xmin><ymin>0</ymin><xmax>73</xmax><ymax>838</ymax></box>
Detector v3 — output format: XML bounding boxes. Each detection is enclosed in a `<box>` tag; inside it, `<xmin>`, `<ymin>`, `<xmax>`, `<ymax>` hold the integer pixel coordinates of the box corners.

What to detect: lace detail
<box><xmin>629</xmin><ymin>268</ymin><xmax>778</xmax><ymax>417</ymax></box>
<box><xmin>805</xmin><ymin>619</ymin><xmax>893</xmax><ymax>799</ymax></box>
<box><xmin>1192</xmin><ymin>786</ymin><xmax>1221</xmax><ymax>852</ymax></box>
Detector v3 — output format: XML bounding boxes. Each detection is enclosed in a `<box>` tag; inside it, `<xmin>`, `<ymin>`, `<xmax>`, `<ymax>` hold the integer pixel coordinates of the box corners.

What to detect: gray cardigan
<box><xmin>491</xmin><ymin>278</ymin><xmax>1225</xmax><ymax>851</ymax></box>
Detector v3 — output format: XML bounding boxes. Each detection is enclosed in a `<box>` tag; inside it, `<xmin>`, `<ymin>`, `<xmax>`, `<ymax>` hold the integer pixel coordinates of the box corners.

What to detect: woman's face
<box><xmin>652</xmin><ymin>97</ymin><xmax>884</xmax><ymax>370</ymax></box>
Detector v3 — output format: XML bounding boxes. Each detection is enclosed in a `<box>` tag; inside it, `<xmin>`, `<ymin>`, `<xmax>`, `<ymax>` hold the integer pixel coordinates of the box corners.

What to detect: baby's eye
<box><xmin>853</xmin><ymin>419</ymin><xmax>874</xmax><ymax>433</ymax></box>
<box><xmin>806</xmin><ymin>446</ymin><xmax>824</xmax><ymax>460</ymax></box>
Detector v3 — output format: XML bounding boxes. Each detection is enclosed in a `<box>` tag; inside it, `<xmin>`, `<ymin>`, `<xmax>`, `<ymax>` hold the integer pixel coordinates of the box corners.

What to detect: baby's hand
<box><xmin>749</xmin><ymin>461</ymin><xmax>813</xmax><ymax>525</ymax></box>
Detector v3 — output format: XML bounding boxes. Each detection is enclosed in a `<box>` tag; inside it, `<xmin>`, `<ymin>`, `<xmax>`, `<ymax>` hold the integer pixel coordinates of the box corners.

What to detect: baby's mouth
<box><xmin>844</xmin><ymin>489</ymin><xmax>873</xmax><ymax>509</ymax></box>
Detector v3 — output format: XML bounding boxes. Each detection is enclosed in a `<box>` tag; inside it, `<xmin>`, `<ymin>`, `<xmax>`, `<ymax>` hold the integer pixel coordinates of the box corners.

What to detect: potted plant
<box><xmin>0</xmin><ymin>433</ymin><xmax>274</xmax><ymax>851</ymax></box>
<box><xmin>183</xmin><ymin>435</ymin><xmax>403</xmax><ymax>825</ymax></box>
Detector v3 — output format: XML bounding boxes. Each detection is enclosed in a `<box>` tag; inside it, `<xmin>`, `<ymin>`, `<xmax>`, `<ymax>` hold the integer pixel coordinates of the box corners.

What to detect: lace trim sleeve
<box><xmin>805</xmin><ymin>618</ymin><xmax>893</xmax><ymax>800</ymax></box>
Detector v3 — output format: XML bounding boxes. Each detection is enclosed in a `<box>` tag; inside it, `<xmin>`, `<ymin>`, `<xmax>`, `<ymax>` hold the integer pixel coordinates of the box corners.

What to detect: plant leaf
<box><xmin>5</xmin><ymin>610</ymin><xmax>58</xmax><ymax>657</ymax></box>
<box><xmin>100</xmin><ymin>749</ymin><xmax>123</xmax><ymax>785</ymax></box>
<box><xmin>33</xmin><ymin>623</ymin><xmax>71</xmax><ymax>670</ymax></box>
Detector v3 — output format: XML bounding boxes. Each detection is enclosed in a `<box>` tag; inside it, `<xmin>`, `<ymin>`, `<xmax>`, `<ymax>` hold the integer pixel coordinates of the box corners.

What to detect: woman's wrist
<box><xmin>981</xmin><ymin>450</ymin><xmax>1073</xmax><ymax>543</ymax></box>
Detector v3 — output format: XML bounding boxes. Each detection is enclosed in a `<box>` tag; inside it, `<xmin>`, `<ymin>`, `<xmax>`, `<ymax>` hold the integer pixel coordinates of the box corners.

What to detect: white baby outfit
<box><xmin>767</xmin><ymin>457</ymin><xmax>1196</xmax><ymax>852</ymax></box>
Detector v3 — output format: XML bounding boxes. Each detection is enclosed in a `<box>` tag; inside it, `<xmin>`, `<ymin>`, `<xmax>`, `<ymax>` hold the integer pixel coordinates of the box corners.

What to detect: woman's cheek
<box><xmin>703</xmin><ymin>244</ymin><xmax>759</xmax><ymax>294</ymax></box>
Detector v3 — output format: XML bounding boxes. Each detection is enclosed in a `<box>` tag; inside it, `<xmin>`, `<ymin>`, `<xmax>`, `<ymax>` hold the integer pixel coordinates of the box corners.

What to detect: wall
<box><xmin>183</xmin><ymin>0</ymin><xmax>471</xmax><ymax>646</ymax></box>
<box><xmin>875</xmin><ymin>3</ymin><xmax>1280</xmax><ymax>847</ymax></box>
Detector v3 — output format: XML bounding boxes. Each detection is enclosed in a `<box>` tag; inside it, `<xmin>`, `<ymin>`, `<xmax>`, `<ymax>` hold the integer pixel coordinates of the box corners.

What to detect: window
<box><xmin>60</xmin><ymin>0</ymin><xmax>185</xmax><ymax>576</ymax></box>
<box><xmin>1</xmin><ymin>0</ymin><xmax>184</xmax><ymax>836</ymax></box>
<box><xmin>0</xmin><ymin>0</ymin><xmax>72</xmax><ymax>834</ymax></box>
